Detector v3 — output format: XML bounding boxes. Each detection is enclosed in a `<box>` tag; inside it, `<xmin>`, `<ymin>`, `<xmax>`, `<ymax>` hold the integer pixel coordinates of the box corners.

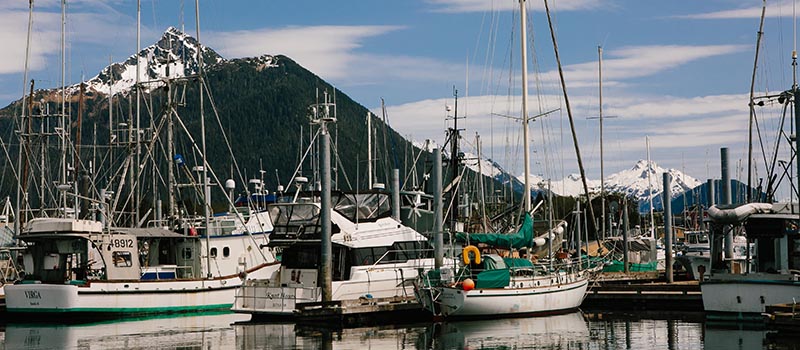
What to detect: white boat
<box><xmin>414</xmin><ymin>214</ymin><xmax>590</xmax><ymax>318</ymax></box>
<box><xmin>413</xmin><ymin>0</ymin><xmax>593</xmax><ymax>319</ymax></box>
<box><xmin>232</xmin><ymin>191</ymin><xmax>438</xmax><ymax>318</ymax></box>
<box><xmin>5</xmin><ymin>217</ymin><xmax>278</xmax><ymax>317</ymax></box>
<box><xmin>5</xmin><ymin>15</ymin><xmax>280</xmax><ymax>317</ymax></box>
<box><xmin>677</xmin><ymin>230</ymin><xmax>753</xmax><ymax>280</ymax></box>
<box><xmin>701</xmin><ymin>202</ymin><xmax>800</xmax><ymax>321</ymax></box>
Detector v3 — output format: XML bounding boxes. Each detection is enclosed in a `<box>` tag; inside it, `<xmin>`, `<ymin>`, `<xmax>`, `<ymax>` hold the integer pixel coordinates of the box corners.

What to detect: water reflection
<box><xmin>425</xmin><ymin>312</ymin><xmax>589</xmax><ymax>349</ymax></box>
<box><xmin>3</xmin><ymin>310</ymin><xmax>800</xmax><ymax>349</ymax></box>
<box><xmin>4</xmin><ymin>312</ymin><xmax>249</xmax><ymax>350</ymax></box>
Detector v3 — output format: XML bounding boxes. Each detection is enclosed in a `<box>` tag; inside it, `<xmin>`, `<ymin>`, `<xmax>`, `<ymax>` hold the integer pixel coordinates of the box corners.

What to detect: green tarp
<box><xmin>474</xmin><ymin>268</ymin><xmax>511</xmax><ymax>289</ymax></box>
<box><xmin>455</xmin><ymin>213</ymin><xmax>534</xmax><ymax>249</ymax></box>
<box><xmin>503</xmin><ymin>257</ymin><xmax>534</xmax><ymax>268</ymax></box>
<box><xmin>602</xmin><ymin>260</ymin><xmax>658</xmax><ymax>272</ymax></box>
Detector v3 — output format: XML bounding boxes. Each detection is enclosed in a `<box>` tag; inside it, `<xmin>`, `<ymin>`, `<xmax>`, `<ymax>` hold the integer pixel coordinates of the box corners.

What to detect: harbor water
<box><xmin>1</xmin><ymin>311</ymin><xmax>797</xmax><ymax>349</ymax></box>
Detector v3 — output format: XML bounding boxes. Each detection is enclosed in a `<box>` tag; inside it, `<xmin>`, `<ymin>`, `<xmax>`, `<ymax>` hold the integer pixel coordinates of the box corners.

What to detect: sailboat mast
<box><xmin>598</xmin><ymin>46</ymin><xmax>605</xmax><ymax>241</ymax></box>
<box><xmin>519</xmin><ymin>0</ymin><xmax>531</xmax><ymax>213</ymax></box>
<box><xmin>646</xmin><ymin>136</ymin><xmax>655</xmax><ymax>238</ymax></box>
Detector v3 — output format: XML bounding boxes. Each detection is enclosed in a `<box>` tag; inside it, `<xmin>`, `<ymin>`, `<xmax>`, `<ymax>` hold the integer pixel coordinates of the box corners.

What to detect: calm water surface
<box><xmin>1</xmin><ymin>311</ymin><xmax>797</xmax><ymax>349</ymax></box>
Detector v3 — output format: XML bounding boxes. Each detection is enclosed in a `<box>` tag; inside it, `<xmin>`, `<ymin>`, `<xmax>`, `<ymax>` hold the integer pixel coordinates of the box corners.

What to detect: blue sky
<box><xmin>1</xmin><ymin>0</ymin><xmax>798</xmax><ymax>190</ymax></box>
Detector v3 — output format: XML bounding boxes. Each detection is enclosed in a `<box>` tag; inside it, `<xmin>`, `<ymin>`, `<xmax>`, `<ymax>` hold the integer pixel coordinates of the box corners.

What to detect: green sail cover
<box><xmin>455</xmin><ymin>213</ymin><xmax>535</xmax><ymax>249</ymax></box>
<box><xmin>474</xmin><ymin>269</ymin><xmax>511</xmax><ymax>289</ymax></box>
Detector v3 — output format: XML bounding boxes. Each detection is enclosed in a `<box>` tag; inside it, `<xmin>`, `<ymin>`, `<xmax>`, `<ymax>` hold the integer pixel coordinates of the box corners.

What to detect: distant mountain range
<box><xmin>459</xmin><ymin>152</ymin><xmax>702</xmax><ymax>203</ymax></box>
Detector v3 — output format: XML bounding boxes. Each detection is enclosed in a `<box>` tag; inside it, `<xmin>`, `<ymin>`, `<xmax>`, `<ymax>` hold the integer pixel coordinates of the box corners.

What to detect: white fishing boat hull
<box><xmin>418</xmin><ymin>272</ymin><xmax>588</xmax><ymax>318</ymax></box>
<box><xmin>701</xmin><ymin>273</ymin><xmax>800</xmax><ymax>321</ymax></box>
<box><xmin>233</xmin><ymin>262</ymin><xmax>430</xmax><ymax>317</ymax></box>
<box><xmin>6</xmin><ymin>263</ymin><xmax>279</xmax><ymax>316</ymax></box>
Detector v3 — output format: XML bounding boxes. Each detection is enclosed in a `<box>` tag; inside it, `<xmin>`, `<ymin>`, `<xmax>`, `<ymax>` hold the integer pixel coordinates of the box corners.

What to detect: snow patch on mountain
<box><xmin>605</xmin><ymin>159</ymin><xmax>701</xmax><ymax>200</ymax></box>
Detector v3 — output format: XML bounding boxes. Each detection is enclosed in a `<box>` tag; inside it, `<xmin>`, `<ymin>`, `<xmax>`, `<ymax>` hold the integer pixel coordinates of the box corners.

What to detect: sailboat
<box><xmin>5</xmin><ymin>3</ymin><xmax>278</xmax><ymax>318</ymax></box>
<box><xmin>413</xmin><ymin>0</ymin><xmax>594</xmax><ymax>319</ymax></box>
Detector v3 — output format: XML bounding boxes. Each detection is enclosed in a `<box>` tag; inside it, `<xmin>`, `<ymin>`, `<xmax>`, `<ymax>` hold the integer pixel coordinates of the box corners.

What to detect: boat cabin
<box><xmin>265</xmin><ymin>191</ymin><xmax>430</xmax><ymax>284</ymax></box>
<box><xmin>18</xmin><ymin>218</ymin><xmax>202</xmax><ymax>284</ymax></box>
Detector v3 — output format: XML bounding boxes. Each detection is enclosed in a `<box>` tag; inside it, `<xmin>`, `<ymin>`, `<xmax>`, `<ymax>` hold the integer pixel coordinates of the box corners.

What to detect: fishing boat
<box><xmin>701</xmin><ymin>203</ymin><xmax>798</xmax><ymax>320</ymax></box>
<box><xmin>5</xmin><ymin>4</ymin><xmax>279</xmax><ymax>318</ymax></box>
<box><xmin>701</xmin><ymin>2</ymin><xmax>800</xmax><ymax>321</ymax></box>
<box><xmin>6</xmin><ymin>217</ymin><xmax>277</xmax><ymax>317</ymax></box>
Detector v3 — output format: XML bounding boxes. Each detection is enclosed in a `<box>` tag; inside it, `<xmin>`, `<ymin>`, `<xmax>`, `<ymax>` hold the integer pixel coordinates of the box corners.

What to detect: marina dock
<box><xmin>291</xmin><ymin>296</ymin><xmax>427</xmax><ymax>327</ymax></box>
<box><xmin>583</xmin><ymin>279</ymin><xmax>702</xmax><ymax>311</ymax></box>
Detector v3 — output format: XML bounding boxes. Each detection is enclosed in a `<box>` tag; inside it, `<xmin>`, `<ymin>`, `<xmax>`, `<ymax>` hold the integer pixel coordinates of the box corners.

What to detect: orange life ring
<box><xmin>462</xmin><ymin>245</ymin><xmax>481</xmax><ymax>265</ymax></box>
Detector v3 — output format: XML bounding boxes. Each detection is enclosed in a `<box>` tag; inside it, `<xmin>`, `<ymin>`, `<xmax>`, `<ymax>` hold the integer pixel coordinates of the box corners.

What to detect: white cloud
<box><xmin>0</xmin><ymin>1</ymin><xmax>136</xmax><ymax>75</ymax></box>
<box><xmin>207</xmin><ymin>26</ymin><xmax>404</xmax><ymax>80</ymax></box>
<box><xmin>560</xmin><ymin>45</ymin><xmax>749</xmax><ymax>87</ymax></box>
<box><xmin>425</xmin><ymin>0</ymin><xmax>605</xmax><ymax>13</ymax></box>
<box><xmin>675</xmin><ymin>5</ymin><xmax>790</xmax><ymax>20</ymax></box>
<box><xmin>381</xmin><ymin>89</ymin><xmax>773</xmax><ymax>180</ymax></box>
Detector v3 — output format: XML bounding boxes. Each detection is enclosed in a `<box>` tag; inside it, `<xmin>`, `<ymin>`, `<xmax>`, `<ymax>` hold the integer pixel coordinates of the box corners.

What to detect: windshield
<box><xmin>269</xmin><ymin>204</ymin><xmax>320</xmax><ymax>226</ymax></box>
<box><xmin>333</xmin><ymin>192</ymin><xmax>391</xmax><ymax>222</ymax></box>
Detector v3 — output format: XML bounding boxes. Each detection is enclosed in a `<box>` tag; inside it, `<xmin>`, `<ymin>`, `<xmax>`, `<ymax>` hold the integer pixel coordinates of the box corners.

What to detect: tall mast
<box><xmin>367</xmin><ymin>112</ymin><xmax>372</xmax><ymax>188</ymax></box>
<box><xmin>448</xmin><ymin>88</ymin><xmax>462</xmax><ymax>233</ymax></box>
<box><xmin>134</xmin><ymin>0</ymin><xmax>142</xmax><ymax>225</ymax></box>
<box><xmin>747</xmin><ymin>0</ymin><xmax>766</xmax><ymax>203</ymax></box>
<box><xmin>646</xmin><ymin>136</ymin><xmax>655</xmax><ymax>238</ymax></box>
<box><xmin>60</xmin><ymin>0</ymin><xmax>68</xmax><ymax>215</ymax></box>
<box><xmin>795</xmin><ymin>0</ymin><xmax>800</xmax><ymax>206</ymax></box>
<box><xmin>16</xmin><ymin>0</ymin><xmax>35</xmax><ymax>234</ymax></box>
<box><xmin>598</xmin><ymin>46</ymin><xmax>605</xmax><ymax>241</ymax></box>
<box><xmin>194</xmin><ymin>0</ymin><xmax>211</xmax><ymax>278</ymax></box>
<box><xmin>520</xmin><ymin>0</ymin><xmax>531</xmax><ymax>213</ymax></box>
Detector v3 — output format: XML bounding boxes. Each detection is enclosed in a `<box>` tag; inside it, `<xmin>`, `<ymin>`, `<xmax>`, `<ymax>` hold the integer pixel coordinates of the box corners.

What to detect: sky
<box><xmin>1</xmin><ymin>0</ymin><xmax>799</xmax><ymax>192</ymax></box>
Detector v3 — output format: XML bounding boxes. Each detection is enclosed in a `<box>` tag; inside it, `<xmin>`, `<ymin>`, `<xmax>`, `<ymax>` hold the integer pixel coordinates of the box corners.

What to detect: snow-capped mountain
<box><xmin>509</xmin><ymin>159</ymin><xmax>700</xmax><ymax>200</ymax></box>
<box><xmin>80</xmin><ymin>27</ymin><xmax>224</xmax><ymax>95</ymax></box>
<box><xmin>605</xmin><ymin>159</ymin><xmax>702</xmax><ymax>200</ymax></box>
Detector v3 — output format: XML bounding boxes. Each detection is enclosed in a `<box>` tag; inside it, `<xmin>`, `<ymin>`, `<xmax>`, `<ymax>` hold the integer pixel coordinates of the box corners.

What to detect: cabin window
<box><xmin>352</xmin><ymin>247</ymin><xmax>392</xmax><ymax>265</ymax></box>
<box><xmin>282</xmin><ymin>245</ymin><xmax>320</xmax><ymax>269</ymax></box>
<box><xmin>112</xmin><ymin>251</ymin><xmax>133</xmax><ymax>267</ymax></box>
<box><xmin>332</xmin><ymin>245</ymin><xmax>349</xmax><ymax>281</ymax></box>
<box><xmin>223</xmin><ymin>247</ymin><xmax>231</xmax><ymax>258</ymax></box>
<box><xmin>391</xmin><ymin>241</ymin><xmax>431</xmax><ymax>261</ymax></box>
<box><xmin>210</xmin><ymin>247</ymin><xmax>218</xmax><ymax>258</ymax></box>
<box><xmin>182</xmin><ymin>247</ymin><xmax>193</xmax><ymax>260</ymax></box>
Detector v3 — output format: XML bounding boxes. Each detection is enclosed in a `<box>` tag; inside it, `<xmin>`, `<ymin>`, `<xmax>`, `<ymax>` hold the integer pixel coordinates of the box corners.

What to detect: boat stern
<box><xmin>5</xmin><ymin>283</ymin><xmax>80</xmax><ymax>313</ymax></box>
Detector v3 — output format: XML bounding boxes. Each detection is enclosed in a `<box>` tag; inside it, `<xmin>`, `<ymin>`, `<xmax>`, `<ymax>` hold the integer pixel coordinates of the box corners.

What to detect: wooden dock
<box><xmin>582</xmin><ymin>280</ymin><xmax>702</xmax><ymax>311</ymax></box>
<box><xmin>765</xmin><ymin>303</ymin><xmax>800</xmax><ymax>330</ymax></box>
<box><xmin>293</xmin><ymin>296</ymin><xmax>429</xmax><ymax>327</ymax></box>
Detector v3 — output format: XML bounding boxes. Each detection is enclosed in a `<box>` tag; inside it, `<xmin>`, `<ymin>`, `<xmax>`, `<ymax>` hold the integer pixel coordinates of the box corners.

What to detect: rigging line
<box><xmin>749</xmin><ymin>0</ymin><xmax>770</xmax><ymax>202</ymax></box>
<box><xmin>544</xmin><ymin>0</ymin><xmax>598</xmax><ymax>234</ymax></box>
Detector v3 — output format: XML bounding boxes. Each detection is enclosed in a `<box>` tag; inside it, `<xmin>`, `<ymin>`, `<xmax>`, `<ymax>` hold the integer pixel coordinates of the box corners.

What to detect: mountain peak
<box><xmin>74</xmin><ymin>27</ymin><xmax>224</xmax><ymax>96</ymax></box>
